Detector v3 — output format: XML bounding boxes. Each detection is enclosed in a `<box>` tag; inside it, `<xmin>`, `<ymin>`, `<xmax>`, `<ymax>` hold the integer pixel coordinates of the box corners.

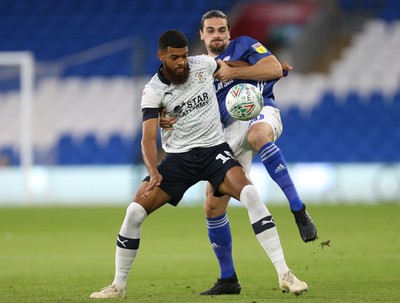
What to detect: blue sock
<box><xmin>259</xmin><ymin>142</ymin><xmax>303</xmax><ymax>211</ymax></box>
<box><xmin>206</xmin><ymin>213</ymin><xmax>235</xmax><ymax>279</ymax></box>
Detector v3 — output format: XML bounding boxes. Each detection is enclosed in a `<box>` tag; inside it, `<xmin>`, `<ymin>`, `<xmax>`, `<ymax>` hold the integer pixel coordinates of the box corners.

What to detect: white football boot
<box><xmin>279</xmin><ymin>271</ymin><xmax>308</xmax><ymax>296</ymax></box>
<box><xmin>90</xmin><ymin>284</ymin><xmax>125</xmax><ymax>299</ymax></box>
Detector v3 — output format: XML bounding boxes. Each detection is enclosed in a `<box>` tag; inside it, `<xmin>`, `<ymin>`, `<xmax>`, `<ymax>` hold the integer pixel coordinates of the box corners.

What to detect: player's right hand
<box><xmin>142</xmin><ymin>173</ymin><xmax>162</xmax><ymax>199</ymax></box>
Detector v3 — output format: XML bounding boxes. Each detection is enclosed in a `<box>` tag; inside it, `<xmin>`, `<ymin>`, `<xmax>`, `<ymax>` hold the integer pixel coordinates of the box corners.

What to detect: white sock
<box><xmin>112</xmin><ymin>202</ymin><xmax>147</xmax><ymax>289</ymax></box>
<box><xmin>240</xmin><ymin>185</ymin><xmax>290</xmax><ymax>279</ymax></box>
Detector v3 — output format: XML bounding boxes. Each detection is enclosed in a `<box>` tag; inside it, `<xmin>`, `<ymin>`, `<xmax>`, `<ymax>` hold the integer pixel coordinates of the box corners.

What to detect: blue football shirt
<box><xmin>214</xmin><ymin>36</ymin><xmax>280</xmax><ymax>126</ymax></box>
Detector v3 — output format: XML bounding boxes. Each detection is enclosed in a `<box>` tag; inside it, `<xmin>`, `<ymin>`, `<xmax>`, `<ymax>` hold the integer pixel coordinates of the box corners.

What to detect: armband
<box><xmin>142</xmin><ymin>108</ymin><xmax>159</xmax><ymax>121</ymax></box>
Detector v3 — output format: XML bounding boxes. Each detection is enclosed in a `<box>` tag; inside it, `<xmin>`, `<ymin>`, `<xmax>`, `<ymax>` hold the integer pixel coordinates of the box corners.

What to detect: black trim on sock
<box><xmin>252</xmin><ymin>216</ymin><xmax>275</xmax><ymax>235</ymax></box>
<box><xmin>116</xmin><ymin>234</ymin><xmax>140</xmax><ymax>250</ymax></box>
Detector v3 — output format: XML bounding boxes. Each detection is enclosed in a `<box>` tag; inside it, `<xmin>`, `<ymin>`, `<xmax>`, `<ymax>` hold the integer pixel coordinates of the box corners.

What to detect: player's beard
<box><xmin>209</xmin><ymin>40</ymin><xmax>227</xmax><ymax>54</ymax></box>
<box><xmin>163</xmin><ymin>63</ymin><xmax>190</xmax><ymax>85</ymax></box>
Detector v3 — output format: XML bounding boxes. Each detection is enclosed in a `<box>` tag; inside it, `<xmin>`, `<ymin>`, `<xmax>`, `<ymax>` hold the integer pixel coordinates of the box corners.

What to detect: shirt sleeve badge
<box><xmin>252</xmin><ymin>43</ymin><xmax>268</xmax><ymax>54</ymax></box>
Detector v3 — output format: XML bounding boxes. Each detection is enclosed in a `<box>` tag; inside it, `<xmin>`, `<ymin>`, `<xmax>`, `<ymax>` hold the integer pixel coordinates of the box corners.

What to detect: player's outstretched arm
<box><xmin>224</xmin><ymin>59</ymin><xmax>292</xmax><ymax>77</ymax></box>
<box><xmin>224</xmin><ymin>60</ymin><xmax>250</xmax><ymax>67</ymax></box>
<box><xmin>214</xmin><ymin>55</ymin><xmax>283</xmax><ymax>82</ymax></box>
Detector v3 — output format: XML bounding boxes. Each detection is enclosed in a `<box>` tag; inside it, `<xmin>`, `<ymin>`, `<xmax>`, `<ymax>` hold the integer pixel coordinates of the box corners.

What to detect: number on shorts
<box><xmin>216</xmin><ymin>150</ymin><xmax>234</xmax><ymax>164</ymax></box>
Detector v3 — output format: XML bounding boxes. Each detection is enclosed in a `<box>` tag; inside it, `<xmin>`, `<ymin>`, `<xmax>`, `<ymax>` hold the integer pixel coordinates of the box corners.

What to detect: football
<box><xmin>225</xmin><ymin>83</ymin><xmax>263</xmax><ymax>121</ymax></box>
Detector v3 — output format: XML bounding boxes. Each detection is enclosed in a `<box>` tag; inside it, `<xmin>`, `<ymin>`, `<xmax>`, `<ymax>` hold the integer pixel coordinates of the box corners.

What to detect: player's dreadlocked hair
<box><xmin>200</xmin><ymin>10</ymin><xmax>231</xmax><ymax>31</ymax></box>
<box><xmin>158</xmin><ymin>30</ymin><xmax>188</xmax><ymax>50</ymax></box>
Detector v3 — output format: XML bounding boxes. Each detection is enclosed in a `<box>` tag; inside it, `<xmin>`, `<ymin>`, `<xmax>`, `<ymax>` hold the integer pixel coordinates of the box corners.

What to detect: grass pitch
<box><xmin>0</xmin><ymin>203</ymin><xmax>399</xmax><ymax>303</ymax></box>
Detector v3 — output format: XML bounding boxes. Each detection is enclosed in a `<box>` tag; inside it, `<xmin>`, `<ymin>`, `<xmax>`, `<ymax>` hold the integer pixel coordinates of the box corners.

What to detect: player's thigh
<box><xmin>134</xmin><ymin>181</ymin><xmax>171</xmax><ymax>214</ymax></box>
<box><xmin>235</xmin><ymin>148</ymin><xmax>254</xmax><ymax>174</ymax></box>
<box><xmin>224</xmin><ymin>121</ymin><xmax>255</xmax><ymax>173</ymax></box>
<box><xmin>224</xmin><ymin>120</ymin><xmax>250</xmax><ymax>157</ymax></box>
<box><xmin>204</xmin><ymin>182</ymin><xmax>230</xmax><ymax>217</ymax></box>
<box><xmin>218</xmin><ymin>166</ymin><xmax>252</xmax><ymax>200</ymax></box>
<box><xmin>247</xmin><ymin>106</ymin><xmax>283</xmax><ymax>149</ymax></box>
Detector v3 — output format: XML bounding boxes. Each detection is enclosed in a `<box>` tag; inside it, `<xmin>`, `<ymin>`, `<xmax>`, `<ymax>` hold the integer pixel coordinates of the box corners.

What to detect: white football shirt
<box><xmin>141</xmin><ymin>55</ymin><xmax>225</xmax><ymax>153</ymax></box>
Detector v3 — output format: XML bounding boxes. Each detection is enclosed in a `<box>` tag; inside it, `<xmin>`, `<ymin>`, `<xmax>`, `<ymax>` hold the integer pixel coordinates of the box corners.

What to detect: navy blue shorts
<box><xmin>143</xmin><ymin>142</ymin><xmax>241</xmax><ymax>206</ymax></box>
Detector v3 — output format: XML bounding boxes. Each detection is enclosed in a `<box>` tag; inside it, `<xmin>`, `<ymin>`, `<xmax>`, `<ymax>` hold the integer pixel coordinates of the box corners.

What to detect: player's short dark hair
<box><xmin>200</xmin><ymin>10</ymin><xmax>230</xmax><ymax>31</ymax></box>
<box><xmin>158</xmin><ymin>30</ymin><xmax>188</xmax><ymax>50</ymax></box>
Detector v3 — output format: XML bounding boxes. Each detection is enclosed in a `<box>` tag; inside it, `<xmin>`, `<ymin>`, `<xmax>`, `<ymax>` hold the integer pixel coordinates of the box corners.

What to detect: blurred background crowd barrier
<box><xmin>0</xmin><ymin>0</ymin><xmax>399</xmax><ymax>205</ymax></box>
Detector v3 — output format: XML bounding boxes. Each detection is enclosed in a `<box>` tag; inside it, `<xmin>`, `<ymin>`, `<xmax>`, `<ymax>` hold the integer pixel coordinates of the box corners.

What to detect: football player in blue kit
<box><xmin>200</xmin><ymin>10</ymin><xmax>317</xmax><ymax>295</ymax></box>
<box><xmin>161</xmin><ymin>10</ymin><xmax>317</xmax><ymax>295</ymax></box>
<box><xmin>90</xmin><ymin>29</ymin><xmax>307</xmax><ymax>299</ymax></box>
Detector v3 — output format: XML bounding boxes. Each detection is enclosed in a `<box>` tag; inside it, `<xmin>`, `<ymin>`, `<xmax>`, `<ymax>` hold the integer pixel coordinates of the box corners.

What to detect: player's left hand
<box><xmin>280</xmin><ymin>60</ymin><xmax>293</xmax><ymax>76</ymax></box>
<box><xmin>159</xmin><ymin>108</ymin><xmax>176</xmax><ymax>130</ymax></box>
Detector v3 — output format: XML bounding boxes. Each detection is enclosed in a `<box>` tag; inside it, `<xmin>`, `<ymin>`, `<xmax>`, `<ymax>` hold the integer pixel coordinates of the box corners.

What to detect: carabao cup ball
<box><xmin>225</xmin><ymin>83</ymin><xmax>263</xmax><ymax>121</ymax></box>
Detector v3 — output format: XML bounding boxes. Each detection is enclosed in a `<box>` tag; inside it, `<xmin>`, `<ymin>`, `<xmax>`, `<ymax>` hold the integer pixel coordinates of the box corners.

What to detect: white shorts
<box><xmin>224</xmin><ymin>106</ymin><xmax>283</xmax><ymax>172</ymax></box>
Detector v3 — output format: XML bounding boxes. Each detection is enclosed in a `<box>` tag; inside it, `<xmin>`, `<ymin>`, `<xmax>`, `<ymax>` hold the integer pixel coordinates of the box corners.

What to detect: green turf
<box><xmin>0</xmin><ymin>203</ymin><xmax>399</xmax><ymax>303</ymax></box>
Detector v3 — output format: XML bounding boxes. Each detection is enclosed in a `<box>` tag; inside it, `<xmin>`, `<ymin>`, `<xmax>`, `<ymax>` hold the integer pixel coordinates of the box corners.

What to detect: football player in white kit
<box><xmin>90</xmin><ymin>30</ymin><xmax>307</xmax><ymax>299</ymax></box>
<box><xmin>161</xmin><ymin>10</ymin><xmax>316</xmax><ymax>296</ymax></box>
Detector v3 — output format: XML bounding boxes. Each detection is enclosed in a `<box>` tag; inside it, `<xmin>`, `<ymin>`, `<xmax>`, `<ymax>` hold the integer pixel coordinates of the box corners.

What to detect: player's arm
<box><xmin>224</xmin><ymin>60</ymin><xmax>251</xmax><ymax>68</ymax></box>
<box><xmin>215</xmin><ymin>55</ymin><xmax>284</xmax><ymax>82</ymax></box>
<box><xmin>224</xmin><ymin>59</ymin><xmax>292</xmax><ymax>76</ymax></box>
<box><xmin>141</xmin><ymin>108</ymin><xmax>162</xmax><ymax>197</ymax></box>
<box><xmin>225</xmin><ymin>60</ymin><xmax>292</xmax><ymax>74</ymax></box>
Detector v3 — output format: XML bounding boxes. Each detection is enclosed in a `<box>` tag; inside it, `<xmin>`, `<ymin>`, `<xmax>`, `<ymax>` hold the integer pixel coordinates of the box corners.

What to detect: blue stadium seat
<box><xmin>78</xmin><ymin>134</ymin><xmax>101</xmax><ymax>165</ymax></box>
<box><xmin>103</xmin><ymin>134</ymin><xmax>133</xmax><ymax>165</ymax></box>
<box><xmin>0</xmin><ymin>146</ymin><xmax>19</xmax><ymax>166</ymax></box>
<box><xmin>56</xmin><ymin>134</ymin><xmax>80</xmax><ymax>165</ymax></box>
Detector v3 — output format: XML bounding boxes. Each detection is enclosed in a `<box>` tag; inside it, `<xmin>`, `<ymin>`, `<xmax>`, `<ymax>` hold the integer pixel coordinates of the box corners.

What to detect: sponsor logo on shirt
<box><xmin>252</xmin><ymin>43</ymin><xmax>268</xmax><ymax>54</ymax></box>
<box><xmin>169</xmin><ymin>93</ymin><xmax>211</xmax><ymax>118</ymax></box>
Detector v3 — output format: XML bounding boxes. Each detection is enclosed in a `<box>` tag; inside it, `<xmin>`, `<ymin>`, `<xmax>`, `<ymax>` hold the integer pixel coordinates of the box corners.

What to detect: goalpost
<box><xmin>0</xmin><ymin>52</ymin><xmax>35</xmax><ymax>203</ymax></box>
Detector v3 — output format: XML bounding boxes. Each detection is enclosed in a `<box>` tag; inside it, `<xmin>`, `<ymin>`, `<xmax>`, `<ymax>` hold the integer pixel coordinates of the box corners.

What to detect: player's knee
<box><xmin>240</xmin><ymin>184</ymin><xmax>263</xmax><ymax>209</ymax></box>
<box><xmin>204</xmin><ymin>201</ymin><xmax>225</xmax><ymax>217</ymax></box>
<box><xmin>126</xmin><ymin>202</ymin><xmax>148</xmax><ymax>226</ymax></box>
<box><xmin>247</xmin><ymin>124</ymin><xmax>273</xmax><ymax>150</ymax></box>
<box><xmin>204</xmin><ymin>194</ymin><xmax>229</xmax><ymax>218</ymax></box>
